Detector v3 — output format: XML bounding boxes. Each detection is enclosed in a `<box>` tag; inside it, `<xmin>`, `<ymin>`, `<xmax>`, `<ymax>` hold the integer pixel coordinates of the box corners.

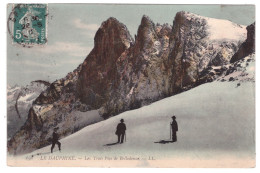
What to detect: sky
<box><xmin>7</xmin><ymin>4</ymin><xmax>255</xmax><ymax>86</ymax></box>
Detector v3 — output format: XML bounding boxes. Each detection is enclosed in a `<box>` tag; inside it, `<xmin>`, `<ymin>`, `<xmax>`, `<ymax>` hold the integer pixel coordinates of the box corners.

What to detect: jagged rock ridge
<box><xmin>8</xmin><ymin>11</ymin><xmax>254</xmax><ymax>155</ymax></box>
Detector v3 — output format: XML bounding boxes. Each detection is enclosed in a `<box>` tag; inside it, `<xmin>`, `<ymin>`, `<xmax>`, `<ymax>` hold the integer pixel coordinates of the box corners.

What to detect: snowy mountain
<box><xmin>7</xmin><ymin>81</ymin><xmax>49</xmax><ymax>139</ymax></box>
<box><xmin>7</xmin><ymin>11</ymin><xmax>255</xmax><ymax>155</ymax></box>
<box><xmin>12</xmin><ymin>78</ymin><xmax>254</xmax><ymax>167</ymax></box>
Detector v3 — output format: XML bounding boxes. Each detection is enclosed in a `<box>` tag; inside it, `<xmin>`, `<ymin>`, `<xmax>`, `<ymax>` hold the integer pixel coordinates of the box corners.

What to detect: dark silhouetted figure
<box><xmin>51</xmin><ymin>127</ymin><xmax>61</xmax><ymax>153</ymax></box>
<box><xmin>171</xmin><ymin>116</ymin><xmax>178</xmax><ymax>142</ymax></box>
<box><xmin>115</xmin><ymin>119</ymin><xmax>126</xmax><ymax>144</ymax></box>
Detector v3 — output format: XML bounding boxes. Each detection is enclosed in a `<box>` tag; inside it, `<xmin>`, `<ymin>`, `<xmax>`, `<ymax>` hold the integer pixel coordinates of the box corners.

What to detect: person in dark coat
<box><xmin>171</xmin><ymin>116</ymin><xmax>178</xmax><ymax>142</ymax></box>
<box><xmin>115</xmin><ymin>119</ymin><xmax>126</xmax><ymax>144</ymax></box>
<box><xmin>51</xmin><ymin>127</ymin><xmax>61</xmax><ymax>153</ymax></box>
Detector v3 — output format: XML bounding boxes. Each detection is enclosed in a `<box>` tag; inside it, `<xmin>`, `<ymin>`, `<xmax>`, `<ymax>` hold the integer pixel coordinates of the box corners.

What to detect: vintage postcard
<box><xmin>6</xmin><ymin>4</ymin><xmax>255</xmax><ymax>167</ymax></box>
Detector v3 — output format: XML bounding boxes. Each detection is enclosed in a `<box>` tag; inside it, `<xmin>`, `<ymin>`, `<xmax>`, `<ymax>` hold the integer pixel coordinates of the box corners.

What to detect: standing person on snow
<box><xmin>171</xmin><ymin>116</ymin><xmax>178</xmax><ymax>142</ymax></box>
<box><xmin>115</xmin><ymin>119</ymin><xmax>126</xmax><ymax>144</ymax></box>
<box><xmin>51</xmin><ymin>127</ymin><xmax>61</xmax><ymax>153</ymax></box>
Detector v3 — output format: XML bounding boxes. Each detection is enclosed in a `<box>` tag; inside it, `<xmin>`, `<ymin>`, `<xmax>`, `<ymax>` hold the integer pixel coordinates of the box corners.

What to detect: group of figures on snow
<box><xmin>50</xmin><ymin>116</ymin><xmax>178</xmax><ymax>152</ymax></box>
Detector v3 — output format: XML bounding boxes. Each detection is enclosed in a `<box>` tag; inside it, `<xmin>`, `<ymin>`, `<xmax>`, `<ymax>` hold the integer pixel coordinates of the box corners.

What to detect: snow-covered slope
<box><xmin>14</xmin><ymin>80</ymin><xmax>254</xmax><ymax>167</ymax></box>
<box><xmin>8</xmin><ymin>12</ymin><xmax>253</xmax><ymax>157</ymax></box>
<box><xmin>202</xmin><ymin>15</ymin><xmax>246</xmax><ymax>41</ymax></box>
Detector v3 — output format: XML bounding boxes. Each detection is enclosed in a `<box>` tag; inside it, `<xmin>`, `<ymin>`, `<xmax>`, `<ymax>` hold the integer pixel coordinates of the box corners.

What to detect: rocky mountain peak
<box><xmin>246</xmin><ymin>22</ymin><xmax>255</xmax><ymax>51</ymax></box>
<box><xmin>173</xmin><ymin>11</ymin><xmax>188</xmax><ymax>24</ymax></box>
<box><xmin>230</xmin><ymin>22</ymin><xmax>255</xmax><ymax>63</ymax></box>
<box><xmin>133</xmin><ymin>15</ymin><xmax>158</xmax><ymax>55</ymax></box>
<box><xmin>78</xmin><ymin>17</ymin><xmax>134</xmax><ymax>109</ymax></box>
<box><xmin>94</xmin><ymin>17</ymin><xmax>134</xmax><ymax>49</ymax></box>
<box><xmin>8</xmin><ymin>13</ymin><xmax>255</xmax><ymax>155</ymax></box>
<box><xmin>140</xmin><ymin>15</ymin><xmax>154</xmax><ymax>28</ymax></box>
<box><xmin>101</xmin><ymin>17</ymin><xmax>119</xmax><ymax>25</ymax></box>
<box><xmin>169</xmin><ymin>11</ymin><xmax>247</xmax><ymax>92</ymax></box>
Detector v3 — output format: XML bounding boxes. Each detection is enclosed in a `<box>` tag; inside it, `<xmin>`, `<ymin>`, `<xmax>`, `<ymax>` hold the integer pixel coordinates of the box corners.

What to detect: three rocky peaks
<box><xmin>8</xmin><ymin>11</ymin><xmax>255</xmax><ymax>154</ymax></box>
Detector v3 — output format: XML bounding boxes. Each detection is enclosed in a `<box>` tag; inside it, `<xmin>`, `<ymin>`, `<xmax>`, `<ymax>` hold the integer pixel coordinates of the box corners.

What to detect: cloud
<box><xmin>73</xmin><ymin>19</ymin><xmax>99</xmax><ymax>31</ymax></box>
<box><xmin>80</xmin><ymin>32</ymin><xmax>97</xmax><ymax>38</ymax></box>
<box><xmin>9</xmin><ymin>59</ymin><xmax>56</xmax><ymax>68</ymax></box>
<box><xmin>72</xmin><ymin>18</ymin><xmax>100</xmax><ymax>38</ymax></box>
<box><xmin>10</xmin><ymin>41</ymin><xmax>91</xmax><ymax>72</ymax></box>
<box><xmin>25</xmin><ymin>41</ymin><xmax>92</xmax><ymax>57</ymax></box>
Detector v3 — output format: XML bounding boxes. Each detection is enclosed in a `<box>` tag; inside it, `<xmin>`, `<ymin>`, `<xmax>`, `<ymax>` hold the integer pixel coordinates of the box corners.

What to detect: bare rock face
<box><xmin>101</xmin><ymin>16</ymin><xmax>173</xmax><ymax>117</ymax></box>
<box><xmin>77</xmin><ymin>17</ymin><xmax>134</xmax><ymax>109</ymax></box>
<box><xmin>8</xmin><ymin>64</ymin><xmax>84</xmax><ymax>154</ymax></box>
<box><xmin>8</xmin><ymin>12</ymin><xmax>252</xmax><ymax>155</ymax></box>
<box><xmin>198</xmin><ymin>53</ymin><xmax>255</xmax><ymax>85</ymax></box>
<box><xmin>169</xmin><ymin>11</ymin><xmax>246</xmax><ymax>92</ymax></box>
<box><xmin>133</xmin><ymin>15</ymin><xmax>158</xmax><ymax>54</ymax></box>
<box><xmin>230</xmin><ymin>22</ymin><xmax>255</xmax><ymax>63</ymax></box>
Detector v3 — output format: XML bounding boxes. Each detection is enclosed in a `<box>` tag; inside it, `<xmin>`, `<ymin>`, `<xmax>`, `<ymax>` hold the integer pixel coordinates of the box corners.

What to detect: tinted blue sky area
<box><xmin>7</xmin><ymin>4</ymin><xmax>255</xmax><ymax>86</ymax></box>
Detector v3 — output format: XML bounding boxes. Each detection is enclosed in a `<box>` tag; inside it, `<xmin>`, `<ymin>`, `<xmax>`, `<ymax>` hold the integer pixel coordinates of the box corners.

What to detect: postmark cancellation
<box><xmin>9</xmin><ymin>4</ymin><xmax>47</xmax><ymax>46</ymax></box>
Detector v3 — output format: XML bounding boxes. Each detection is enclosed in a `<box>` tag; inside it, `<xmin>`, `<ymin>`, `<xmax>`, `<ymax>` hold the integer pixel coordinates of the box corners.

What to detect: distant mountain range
<box><xmin>7</xmin><ymin>81</ymin><xmax>49</xmax><ymax>139</ymax></box>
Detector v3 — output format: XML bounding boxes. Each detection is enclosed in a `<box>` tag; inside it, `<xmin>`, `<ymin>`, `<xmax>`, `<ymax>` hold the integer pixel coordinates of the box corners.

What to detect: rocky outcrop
<box><xmin>100</xmin><ymin>16</ymin><xmax>173</xmax><ymax>117</ymax></box>
<box><xmin>8</xmin><ymin>12</ymin><xmax>251</xmax><ymax>155</ymax></box>
<box><xmin>34</xmin><ymin>64</ymin><xmax>82</xmax><ymax>105</ymax></box>
<box><xmin>8</xmin><ymin>64</ymin><xmax>85</xmax><ymax>154</ymax></box>
<box><xmin>77</xmin><ymin>18</ymin><xmax>134</xmax><ymax>109</ymax></box>
<box><xmin>169</xmin><ymin>11</ymin><xmax>246</xmax><ymax>92</ymax></box>
<box><xmin>198</xmin><ymin>53</ymin><xmax>255</xmax><ymax>85</ymax></box>
<box><xmin>230</xmin><ymin>22</ymin><xmax>255</xmax><ymax>63</ymax></box>
<box><xmin>7</xmin><ymin>82</ymin><xmax>48</xmax><ymax>139</ymax></box>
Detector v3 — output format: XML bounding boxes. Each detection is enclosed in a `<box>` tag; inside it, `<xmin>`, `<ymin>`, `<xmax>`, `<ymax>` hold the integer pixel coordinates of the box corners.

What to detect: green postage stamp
<box><xmin>11</xmin><ymin>4</ymin><xmax>47</xmax><ymax>45</ymax></box>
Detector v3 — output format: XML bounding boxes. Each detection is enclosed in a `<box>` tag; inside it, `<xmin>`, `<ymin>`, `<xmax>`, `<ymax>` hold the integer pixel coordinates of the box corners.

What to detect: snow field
<box><xmin>24</xmin><ymin>81</ymin><xmax>254</xmax><ymax>165</ymax></box>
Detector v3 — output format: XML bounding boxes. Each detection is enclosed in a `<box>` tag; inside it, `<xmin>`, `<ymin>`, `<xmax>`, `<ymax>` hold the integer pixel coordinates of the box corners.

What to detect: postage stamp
<box><xmin>11</xmin><ymin>4</ymin><xmax>47</xmax><ymax>45</ymax></box>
